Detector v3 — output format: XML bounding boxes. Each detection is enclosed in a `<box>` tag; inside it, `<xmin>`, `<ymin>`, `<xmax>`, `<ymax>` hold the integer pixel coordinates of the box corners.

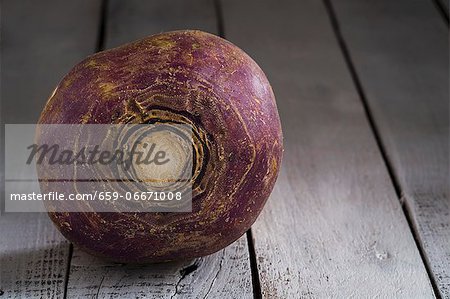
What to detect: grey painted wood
<box><xmin>0</xmin><ymin>213</ymin><xmax>69</xmax><ymax>298</ymax></box>
<box><xmin>221</xmin><ymin>0</ymin><xmax>435</xmax><ymax>297</ymax></box>
<box><xmin>66</xmin><ymin>235</ymin><xmax>251</xmax><ymax>299</ymax></box>
<box><xmin>1</xmin><ymin>0</ymin><xmax>102</xmax><ymax>298</ymax></box>
<box><xmin>66</xmin><ymin>1</ymin><xmax>253</xmax><ymax>298</ymax></box>
<box><xmin>105</xmin><ymin>0</ymin><xmax>218</xmax><ymax>48</ymax></box>
<box><xmin>332</xmin><ymin>0</ymin><xmax>449</xmax><ymax>296</ymax></box>
<box><xmin>1</xmin><ymin>0</ymin><xmax>102</xmax><ymax>124</ymax></box>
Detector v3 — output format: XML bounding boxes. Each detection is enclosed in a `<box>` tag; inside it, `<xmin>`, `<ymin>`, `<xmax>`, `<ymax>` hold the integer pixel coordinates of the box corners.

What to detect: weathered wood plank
<box><xmin>331</xmin><ymin>0</ymin><xmax>449</xmax><ymax>296</ymax></box>
<box><xmin>105</xmin><ymin>0</ymin><xmax>218</xmax><ymax>48</ymax></box>
<box><xmin>0</xmin><ymin>0</ymin><xmax>102</xmax><ymax>298</ymax></box>
<box><xmin>220</xmin><ymin>0</ymin><xmax>435</xmax><ymax>297</ymax></box>
<box><xmin>0</xmin><ymin>213</ymin><xmax>69</xmax><ymax>298</ymax></box>
<box><xmin>1</xmin><ymin>0</ymin><xmax>102</xmax><ymax>124</ymax></box>
<box><xmin>65</xmin><ymin>1</ymin><xmax>253</xmax><ymax>298</ymax></box>
<box><xmin>67</xmin><ymin>235</ymin><xmax>250</xmax><ymax>299</ymax></box>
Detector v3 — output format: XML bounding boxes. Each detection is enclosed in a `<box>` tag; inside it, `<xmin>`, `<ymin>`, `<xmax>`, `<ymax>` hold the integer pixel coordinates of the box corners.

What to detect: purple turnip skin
<box><xmin>38</xmin><ymin>30</ymin><xmax>283</xmax><ymax>263</ymax></box>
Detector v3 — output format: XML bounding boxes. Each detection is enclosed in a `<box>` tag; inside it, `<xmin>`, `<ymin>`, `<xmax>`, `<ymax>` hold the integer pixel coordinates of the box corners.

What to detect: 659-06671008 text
<box><xmin>10</xmin><ymin>191</ymin><xmax>182</xmax><ymax>201</ymax></box>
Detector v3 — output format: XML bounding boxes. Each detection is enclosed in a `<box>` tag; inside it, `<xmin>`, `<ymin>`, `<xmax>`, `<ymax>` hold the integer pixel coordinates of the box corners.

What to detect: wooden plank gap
<box><xmin>323</xmin><ymin>0</ymin><xmax>441</xmax><ymax>297</ymax></box>
<box><xmin>213</xmin><ymin>0</ymin><xmax>225</xmax><ymax>38</ymax></box>
<box><xmin>400</xmin><ymin>194</ymin><xmax>444</xmax><ymax>299</ymax></box>
<box><xmin>322</xmin><ymin>0</ymin><xmax>402</xmax><ymax>197</ymax></box>
<box><xmin>433</xmin><ymin>0</ymin><xmax>450</xmax><ymax>24</ymax></box>
<box><xmin>97</xmin><ymin>0</ymin><xmax>110</xmax><ymax>52</ymax></box>
<box><xmin>246</xmin><ymin>230</ymin><xmax>262</xmax><ymax>299</ymax></box>
<box><xmin>62</xmin><ymin>243</ymin><xmax>74</xmax><ymax>299</ymax></box>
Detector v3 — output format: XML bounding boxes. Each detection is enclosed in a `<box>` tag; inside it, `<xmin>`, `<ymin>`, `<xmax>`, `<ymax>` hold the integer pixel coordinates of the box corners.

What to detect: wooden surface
<box><xmin>1</xmin><ymin>0</ymin><xmax>102</xmax><ymax>124</ymax></box>
<box><xmin>1</xmin><ymin>0</ymin><xmax>448</xmax><ymax>298</ymax></box>
<box><xmin>0</xmin><ymin>213</ymin><xmax>69</xmax><ymax>298</ymax></box>
<box><xmin>221</xmin><ymin>0</ymin><xmax>436</xmax><ymax>297</ymax></box>
<box><xmin>0</xmin><ymin>1</ymin><xmax>102</xmax><ymax>298</ymax></box>
<box><xmin>332</xmin><ymin>0</ymin><xmax>449</xmax><ymax>297</ymax></box>
<box><xmin>67</xmin><ymin>235</ymin><xmax>251</xmax><ymax>299</ymax></box>
<box><xmin>105</xmin><ymin>0</ymin><xmax>217</xmax><ymax>48</ymax></box>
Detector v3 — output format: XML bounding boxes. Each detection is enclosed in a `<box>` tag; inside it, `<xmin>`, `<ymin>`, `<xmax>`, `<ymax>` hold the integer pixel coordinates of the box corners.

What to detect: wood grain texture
<box><xmin>66</xmin><ymin>235</ymin><xmax>251</xmax><ymax>299</ymax></box>
<box><xmin>220</xmin><ymin>0</ymin><xmax>435</xmax><ymax>297</ymax></box>
<box><xmin>1</xmin><ymin>0</ymin><xmax>101</xmax><ymax>298</ymax></box>
<box><xmin>331</xmin><ymin>0</ymin><xmax>449</xmax><ymax>296</ymax></box>
<box><xmin>0</xmin><ymin>213</ymin><xmax>69</xmax><ymax>298</ymax></box>
<box><xmin>65</xmin><ymin>0</ymin><xmax>253</xmax><ymax>297</ymax></box>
